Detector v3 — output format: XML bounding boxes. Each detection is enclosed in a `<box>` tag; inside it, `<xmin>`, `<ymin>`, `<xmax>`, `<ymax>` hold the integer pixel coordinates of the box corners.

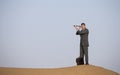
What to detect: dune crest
<box><xmin>0</xmin><ymin>65</ymin><xmax>119</xmax><ymax>75</ymax></box>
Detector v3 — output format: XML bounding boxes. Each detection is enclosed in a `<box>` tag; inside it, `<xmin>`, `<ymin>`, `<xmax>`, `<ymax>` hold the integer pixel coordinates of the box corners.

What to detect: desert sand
<box><xmin>0</xmin><ymin>65</ymin><xmax>119</xmax><ymax>75</ymax></box>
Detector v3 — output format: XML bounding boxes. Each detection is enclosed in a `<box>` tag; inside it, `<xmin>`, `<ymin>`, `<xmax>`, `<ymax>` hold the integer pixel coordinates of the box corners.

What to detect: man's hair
<box><xmin>81</xmin><ymin>23</ymin><xmax>85</xmax><ymax>26</ymax></box>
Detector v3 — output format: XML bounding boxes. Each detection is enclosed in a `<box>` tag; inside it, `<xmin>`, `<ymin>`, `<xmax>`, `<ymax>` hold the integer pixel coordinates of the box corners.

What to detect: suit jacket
<box><xmin>76</xmin><ymin>28</ymin><xmax>89</xmax><ymax>47</ymax></box>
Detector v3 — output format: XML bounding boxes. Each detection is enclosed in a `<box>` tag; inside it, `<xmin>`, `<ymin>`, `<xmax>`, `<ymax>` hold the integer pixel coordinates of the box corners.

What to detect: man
<box><xmin>74</xmin><ymin>23</ymin><xmax>89</xmax><ymax>65</ymax></box>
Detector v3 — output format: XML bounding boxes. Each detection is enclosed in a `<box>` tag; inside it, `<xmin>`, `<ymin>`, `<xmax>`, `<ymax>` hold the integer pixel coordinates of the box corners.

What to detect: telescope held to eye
<box><xmin>74</xmin><ymin>25</ymin><xmax>81</xmax><ymax>27</ymax></box>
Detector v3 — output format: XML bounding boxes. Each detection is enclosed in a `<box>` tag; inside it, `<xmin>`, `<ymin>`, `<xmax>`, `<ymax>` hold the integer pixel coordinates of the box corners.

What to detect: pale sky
<box><xmin>0</xmin><ymin>0</ymin><xmax>120</xmax><ymax>73</ymax></box>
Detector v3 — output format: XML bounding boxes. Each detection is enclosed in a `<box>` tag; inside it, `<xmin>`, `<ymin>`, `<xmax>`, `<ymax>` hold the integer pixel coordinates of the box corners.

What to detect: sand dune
<box><xmin>0</xmin><ymin>65</ymin><xmax>119</xmax><ymax>75</ymax></box>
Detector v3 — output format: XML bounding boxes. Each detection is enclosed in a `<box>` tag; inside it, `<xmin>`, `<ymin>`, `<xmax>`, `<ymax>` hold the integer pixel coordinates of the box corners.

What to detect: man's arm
<box><xmin>76</xmin><ymin>29</ymin><xmax>88</xmax><ymax>35</ymax></box>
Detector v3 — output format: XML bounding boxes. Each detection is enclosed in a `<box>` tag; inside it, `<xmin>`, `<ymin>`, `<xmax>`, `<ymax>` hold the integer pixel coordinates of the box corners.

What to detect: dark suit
<box><xmin>76</xmin><ymin>28</ymin><xmax>89</xmax><ymax>65</ymax></box>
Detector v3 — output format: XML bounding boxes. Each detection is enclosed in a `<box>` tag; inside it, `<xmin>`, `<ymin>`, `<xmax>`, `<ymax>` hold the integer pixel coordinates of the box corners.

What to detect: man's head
<box><xmin>81</xmin><ymin>23</ymin><xmax>86</xmax><ymax>30</ymax></box>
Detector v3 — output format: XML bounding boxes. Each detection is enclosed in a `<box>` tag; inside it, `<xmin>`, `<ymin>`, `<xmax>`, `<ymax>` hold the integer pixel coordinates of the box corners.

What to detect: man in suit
<box><xmin>74</xmin><ymin>23</ymin><xmax>89</xmax><ymax>65</ymax></box>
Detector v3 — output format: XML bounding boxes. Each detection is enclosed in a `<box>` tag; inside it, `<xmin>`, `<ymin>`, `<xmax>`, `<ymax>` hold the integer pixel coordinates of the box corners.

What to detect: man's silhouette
<box><xmin>74</xmin><ymin>23</ymin><xmax>89</xmax><ymax>65</ymax></box>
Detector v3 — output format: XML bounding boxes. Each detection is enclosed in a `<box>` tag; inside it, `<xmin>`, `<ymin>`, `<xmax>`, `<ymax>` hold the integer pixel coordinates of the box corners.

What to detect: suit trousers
<box><xmin>80</xmin><ymin>45</ymin><xmax>89</xmax><ymax>64</ymax></box>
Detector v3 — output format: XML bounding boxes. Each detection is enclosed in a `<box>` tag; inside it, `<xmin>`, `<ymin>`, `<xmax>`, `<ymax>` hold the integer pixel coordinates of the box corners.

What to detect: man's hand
<box><xmin>74</xmin><ymin>25</ymin><xmax>81</xmax><ymax>31</ymax></box>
